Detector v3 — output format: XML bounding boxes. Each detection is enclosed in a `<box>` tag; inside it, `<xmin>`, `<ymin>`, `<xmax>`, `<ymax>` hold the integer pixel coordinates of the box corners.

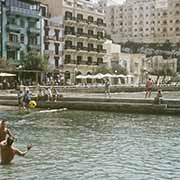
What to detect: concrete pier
<box><xmin>0</xmin><ymin>94</ymin><xmax>180</xmax><ymax>115</ymax></box>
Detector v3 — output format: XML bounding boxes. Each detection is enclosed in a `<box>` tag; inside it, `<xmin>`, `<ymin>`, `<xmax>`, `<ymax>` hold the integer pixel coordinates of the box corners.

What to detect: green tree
<box><xmin>111</xmin><ymin>64</ymin><xmax>127</xmax><ymax>75</ymax></box>
<box><xmin>22</xmin><ymin>51</ymin><xmax>48</xmax><ymax>71</ymax></box>
<box><xmin>0</xmin><ymin>58</ymin><xmax>7</xmax><ymax>69</ymax></box>
<box><xmin>150</xmin><ymin>63</ymin><xmax>176</xmax><ymax>84</ymax></box>
<box><xmin>95</xmin><ymin>65</ymin><xmax>112</xmax><ymax>74</ymax></box>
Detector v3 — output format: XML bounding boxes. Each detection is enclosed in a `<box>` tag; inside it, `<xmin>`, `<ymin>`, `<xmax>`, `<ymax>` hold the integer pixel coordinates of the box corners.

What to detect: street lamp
<box><xmin>17</xmin><ymin>65</ymin><xmax>23</xmax><ymax>85</ymax></box>
<box><xmin>74</xmin><ymin>67</ymin><xmax>77</xmax><ymax>85</ymax></box>
<box><xmin>0</xmin><ymin>0</ymin><xmax>5</xmax><ymax>58</ymax></box>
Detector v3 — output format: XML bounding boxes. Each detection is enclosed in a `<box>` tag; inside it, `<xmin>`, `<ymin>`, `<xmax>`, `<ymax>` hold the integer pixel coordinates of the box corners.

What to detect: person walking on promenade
<box><xmin>0</xmin><ymin>120</ymin><xmax>15</xmax><ymax>142</ymax></box>
<box><xmin>145</xmin><ymin>78</ymin><xmax>153</xmax><ymax>98</ymax></box>
<box><xmin>104</xmin><ymin>79</ymin><xmax>111</xmax><ymax>98</ymax></box>
<box><xmin>0</xmin><ymin>137</ymin><xmax>32</xmax><ymax>165</ymax></box>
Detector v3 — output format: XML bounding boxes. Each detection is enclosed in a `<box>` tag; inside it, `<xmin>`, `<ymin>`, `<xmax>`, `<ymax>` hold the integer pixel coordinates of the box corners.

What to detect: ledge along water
<box><xmin>1</xmin><ymin>94</ymin><xmax>180</xmax><ymax>115</ymax></box>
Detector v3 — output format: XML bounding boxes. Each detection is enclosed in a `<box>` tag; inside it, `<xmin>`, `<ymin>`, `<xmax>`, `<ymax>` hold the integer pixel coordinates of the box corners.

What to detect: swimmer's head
<box><xmin>0</xmin><ymin>120</ymin><xmax>6</xmax><ymax>128</ymax></box>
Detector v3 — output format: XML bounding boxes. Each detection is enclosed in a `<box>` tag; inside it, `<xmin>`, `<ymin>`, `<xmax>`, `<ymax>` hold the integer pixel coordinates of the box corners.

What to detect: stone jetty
<box><xmin>1</xmin><ymin>94</ymin><xmax>180</xmax><ymax>115</ymax></box>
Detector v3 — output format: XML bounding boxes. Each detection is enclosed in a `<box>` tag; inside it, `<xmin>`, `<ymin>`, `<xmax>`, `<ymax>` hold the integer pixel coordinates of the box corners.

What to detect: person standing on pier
<box><xmin>145</xmin><ymin>78</ymin><xmax>154</xmax><ymax>98</ymax></box>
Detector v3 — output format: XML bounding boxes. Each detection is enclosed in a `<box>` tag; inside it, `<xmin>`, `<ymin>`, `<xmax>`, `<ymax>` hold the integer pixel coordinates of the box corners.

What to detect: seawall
<box><xmin>1</xmin><ymin>95</ymin><xmax>180</xmax><ymax>115</ymax></box>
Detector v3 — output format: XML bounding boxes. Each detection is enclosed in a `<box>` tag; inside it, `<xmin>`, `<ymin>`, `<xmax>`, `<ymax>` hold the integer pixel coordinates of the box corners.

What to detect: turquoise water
<box><xmin>0</xmin><ymin>109</ymin><xmax>180</xmax><ymax>180</ymax></box>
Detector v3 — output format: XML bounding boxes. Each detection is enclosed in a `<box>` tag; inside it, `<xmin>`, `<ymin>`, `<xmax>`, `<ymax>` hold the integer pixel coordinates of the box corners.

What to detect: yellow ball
<box><xmin>28</xmin><ymin>100</ymin><xmax>37</xmax><ymax>109</ymax></box>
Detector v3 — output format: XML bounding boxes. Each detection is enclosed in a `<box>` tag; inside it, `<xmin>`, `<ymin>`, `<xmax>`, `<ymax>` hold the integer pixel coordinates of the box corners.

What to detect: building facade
<box><xmin>43</xmin><ymin>16</ymin><xmax>64</xmax><ymax>71</ymax></box>
<box><xmin>119</xmin><ymin>53</ymin><xmax>146</xmax><ymax>84</ymax></box>
<box><xmin>63</xmin><ymin>0</ymin><xmax>106</xmax><ymax>84</ymax></box>
<box><xmin>0</xmin><ymin>0</ymin><xmax>44</xmax><ymax>64</ymax></box>
<box><xmin>105</xmin><ymin>0</ymin><xmax>180</xmax><ymax>44</ymax></box>
<box><xmin>103</xmin><ymin>40</ymin><xmax>121</xmax><ymax>67</ymax></box>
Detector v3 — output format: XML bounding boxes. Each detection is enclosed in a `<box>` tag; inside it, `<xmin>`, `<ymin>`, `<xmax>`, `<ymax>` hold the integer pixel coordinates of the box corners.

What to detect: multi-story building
<box><xmin>0</xmin><ymin>0</ymin><xmax>44</xmax><ymax>64</ymax></box>
<box><xmin>63</xmin><ymin>0</ymin><xmax>106</xmax><ymax>84</ymax></box>
<box><xmin>43</xmin><ymin>16</ymin><xmax>64</xmax><ymax>71</ymax></box>
<box><xmin>103</xmin><ymin>40</ymin><xmax>121</xmax><ymax>67</ymax></box>
<box><xmin>119</xmin><ymin>53</ymin><xmax>146</xmax><ymax>84</ymax></box>
<box><xmin>40</xmin><ymin>0</ymin><xmax>106</xmax><ymax>84</ymax></box>
<box><xmin>105</xmin><ymin>0</ymin><xmax>180</xmax><ymax>44</ymax></box>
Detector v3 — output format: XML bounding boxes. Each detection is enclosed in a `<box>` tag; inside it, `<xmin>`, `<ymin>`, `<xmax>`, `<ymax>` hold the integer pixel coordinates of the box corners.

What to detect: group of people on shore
<box><xmin>0</xmin><ymin>120</ymin><xmax>32</xmax><ymax>165</ymax></box>
<box><xmin>104</xmin><ymin>77</ymin><xmax>163</xmax><ymax>103</ymax></box>
<box><xmin>17</xmin><ymin>88</ymin><xmax>32</xmax><ymax>111</ymax></box>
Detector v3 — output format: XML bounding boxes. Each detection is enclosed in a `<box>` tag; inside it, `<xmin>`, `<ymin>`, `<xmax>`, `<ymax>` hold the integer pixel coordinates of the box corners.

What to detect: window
<box><xmin>20</xmin><ymin>19</ymin><xmax>25</xmax><ymax>28</ymax></box>
<box><xmin>77</xmin><ymin>42</ymin><xmax>83</xmax><ymax>49</ymax></box>
<box><xmin>20</xmin><ymin>34</ymin><xmax>24</xmax><ymax>43</ymax></box>
<box><xmin>88</xmin><ymin>43</ymin><xmax>93</xmax><ymax>50</ymax></box>
<box><xmin>77</xmin><ymin>28</ymin><xmax>83</xmax><ymax>35</ymax></box>
<box><xmin>9</xmin><ymin>33</ymin><xmax>18</xmax><ymax>43</ymax></box>
<box><xmin>55</xmin><ymin>43</ymin><xmax>59</xmax><ymax>55</ymax></box>
<box><xmin>54</xmin><ymin>29</ymin><xmax>59</xmax><ymax>41</ymax></box>
<box><xmin>55</xmin><ymin>57</ymin><xmax>59</xmax><ymax>68</ymax></box>
<box><xmin>77</xmin><ymin>56</ymin><xmax>82</xmax><ymax>65</ymax></box>
<box><xmin>77</xmin><ymin>14</ymin><xmax>83</xmax><ymax>20</ymax></box>
<box><xmin>45</xmin><ymin>42</ymin><xmax>49</xmax><ymax>50</ymax></box>
<box><xmin>88</xmin><ymin>16</ymin><xmax>93</xmax><ymax>23</ymax></box>
<box><xmin>65</xmin><ymin>55</ymin><xmax>71</xmax><ymax>64</ymax></box>
<box><xmin>97</xmin><ymin>58</ymin><xmax>103</xmax><ymax>65</ymax></box>
<box><xmin>65</xmin><ymin>11</ymin><xmax>72</xmax><ymax>19</ymax></box>
<box><xmin>87</xmin><ymin>57</ymin><xmax>92</xmax><ymax>65</ymax></box>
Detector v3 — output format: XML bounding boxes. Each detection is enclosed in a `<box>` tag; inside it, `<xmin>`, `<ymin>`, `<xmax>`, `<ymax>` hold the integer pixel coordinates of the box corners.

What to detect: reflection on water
<box><xmin>1</xmin><ymin>110</ymin><xmax>180</xmax><ymax>180</ymax></box>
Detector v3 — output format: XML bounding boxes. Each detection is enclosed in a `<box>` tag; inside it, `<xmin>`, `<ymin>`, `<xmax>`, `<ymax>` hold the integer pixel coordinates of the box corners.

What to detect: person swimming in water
<box><xmin>0</xmin><ymin>137</ymin><xmax>32</xmax><ymax>165</ymax></box>
<box><xmin>0</xmin><ymin>120</ymin><xmax>15</xmax><ymax>142</ymax></box>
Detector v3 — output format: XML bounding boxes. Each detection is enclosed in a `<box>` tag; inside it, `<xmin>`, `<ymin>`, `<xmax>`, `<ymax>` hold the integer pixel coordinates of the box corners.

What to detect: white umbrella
<box><xmin>94</xmin><ymin>73</ymin><xmax>104</xmax><ymax>79</ymax></box>
<box><xmin>116</xmin><ymin>74</ymin><xmax>126</xmax><ymax>78</ymax></box>
<box><xmin>76</xmin><ymin>75</ymin><xmax>84</xmax><ymax>79</ymax></box>
<box><xmin>0</xmin><ymin>73</ymin><xmax>16</xmax><ymax>77</ymax></box>
<box><xmin>85</xmin><ymin>75</ymin><xmax>93</xmax><ymax>79</ymax></box>
<box><xmin>126</xmin><ymin>74</ymin><xmax>134</xmax><ymax>78</ymax></box>
<box><xmin>103</xmin><ymin>73</ymin><xmax>113</xmax><ymax>78</ymax></box>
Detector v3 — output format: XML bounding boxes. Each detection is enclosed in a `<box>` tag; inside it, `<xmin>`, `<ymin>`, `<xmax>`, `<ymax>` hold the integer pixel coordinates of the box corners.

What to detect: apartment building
<box><xmin>43</xmin><ymin>16</ymin><xmax>64</xmax><ymax>71</ymax></box>
<box><xmin>105</xmin><ymin>0</ymin><xmax>180</xmax><ymax>44</ymax></box>
<box><xmin>63</xmin><ymin>0</ymin><xmax>106</xmax><ymax>84</ymax></box>
<box><xmin>0</xmin><ymin>0</ymin><xmax>45</xmax><ymax>64</ymax></box>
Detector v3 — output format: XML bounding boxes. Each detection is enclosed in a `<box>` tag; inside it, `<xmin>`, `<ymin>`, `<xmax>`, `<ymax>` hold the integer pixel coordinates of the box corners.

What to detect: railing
<box><xmin>64</xmin><ymin>16</ymin><xmax>76</xmax><ymax>21</ymax></box>
<box><xmin>64</xmin><ymin>31</ymin><xmax>76</xmax><ymax>35</ymax></box>
<box><xmin>8</xmin><ymin>6</ymin><xmax>40</xmax><ymax>18</ymax></box>
<box><xmin>64</xmin><ymin>45</ymin><xmax>76</xmax><ymax>50</ymax></box>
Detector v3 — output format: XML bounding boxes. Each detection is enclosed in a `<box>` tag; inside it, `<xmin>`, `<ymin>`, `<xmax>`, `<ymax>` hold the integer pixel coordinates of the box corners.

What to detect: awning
<box><xmin>0</xmin><ymin>73</ymin><xmax>16</xmax><ymax>77</ymax></box>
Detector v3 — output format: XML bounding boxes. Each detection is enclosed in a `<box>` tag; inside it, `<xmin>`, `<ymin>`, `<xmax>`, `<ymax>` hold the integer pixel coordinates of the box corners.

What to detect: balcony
<box><xmin>88</xmin><ymin>48</ymin><xmax>98</xmax><ymax>55</ymax></box>
<box><xmin>77</xmin><ymin>33</ymin><xmax>88</xmax><ymax>39</ymax></box>
<box><xmin>76</xmin><ymin>46</ymin><xmax>88</xmax><ymax>53</ymax></box>
<box><xmin>97</xmin><ymin>35</ymin><xmax>106</xmax><ymax>42</ymax></box>
<box><xmin>88</xmin><ymin>34</ymin><xmax>98</xmax><ymax>41</ymax></box>
<box><xmin>28</xmin><ymin>44</ymin><xmax>41</xmax><ymax>50</ymax></box>
<box><xmin>97</xmin><ymin>49</ymin><xmax>106</xmax><ymax>54</ymax></box>
<box><xmin>87</xmin><ymin>20</ymin><xmax>97</xmax><ymax>28</ymax></box>
<box><xmin>64</xmin><ymin>16</ymin><xmax>76</xmax><ymax>25</ymax></box>
<box><xmin>96</xmin><ymin>22</ymin><xmax>106</xmax><ymax>28</ymax></box>
<box><xmin>64</xmin><ymin>45</ymin><xmax>76</xmax><ymax>52</ymax></box>
<box><xmin>27</xmin><ymin>27</ymin><xmax>40</xmax><ymax>35</ymax></box>
<box><xmin>7</xmin><ymin>6</ymin><xmax>40</xmax><ymax>19</ymax></box>
<box><xmin>64</xmin><ymin>59</ymin><xmax>76</xmax><ymax>65</ymax></box>
<box><xmin>77</xmin><ymin>18</ymin><xmax>87</xmax><ymax>26</ymax></box>
<box><xmin>64</xmin><ymin>31</ymin><xmax>76</xmax><ymax>39</ymax></box>
<box><xmin>6</xmin><ymin>41</ymin><xmax>21</xmax><ymax>49</ymax></box>
<box><xmin>6</xmin><ymin>24</ymin><xmax>21</xmax><ymax>33</ymax></box>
